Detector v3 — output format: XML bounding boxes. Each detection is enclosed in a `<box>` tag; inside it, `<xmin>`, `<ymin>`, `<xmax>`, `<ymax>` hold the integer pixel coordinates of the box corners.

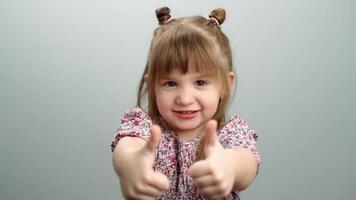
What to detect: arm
<box><xmin>226</xmin><ymin>148</ymin><xmax>258</xmax><ymax>191</ymax></box>
<box><xmin>112</xmin><ymin>126</ymin><xmax>169</xmax><ymax>200</ymax></box>
<box><xmin>112</xmin><ymin>137</ymin><xmax>146</xmax><ymax>176</ymax></box>
<box><xmin>188</xmin><ymin>120</ymin><xmax>259</xmax><ymax>199</ymax></box>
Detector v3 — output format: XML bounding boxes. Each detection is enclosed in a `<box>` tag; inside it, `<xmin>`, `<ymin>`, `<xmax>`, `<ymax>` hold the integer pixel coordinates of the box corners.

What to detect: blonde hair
<box><xmin>137</xmin><ymin>7</ymin><xmax>234</xmax><ymax>125</ymax></box>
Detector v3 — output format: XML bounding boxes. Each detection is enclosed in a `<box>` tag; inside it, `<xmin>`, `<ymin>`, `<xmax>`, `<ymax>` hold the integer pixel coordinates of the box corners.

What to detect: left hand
<box><xmin>188</xmin><ymin>120</ymin><xmax>237</xmax><ymax>199</ymax></box>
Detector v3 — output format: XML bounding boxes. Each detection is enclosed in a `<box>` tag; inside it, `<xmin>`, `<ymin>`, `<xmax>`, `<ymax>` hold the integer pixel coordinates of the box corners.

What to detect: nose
<box><xmin>175</xmin><ymin>87</ymin><xmax>194</xmax><ymax>106</ymax></box>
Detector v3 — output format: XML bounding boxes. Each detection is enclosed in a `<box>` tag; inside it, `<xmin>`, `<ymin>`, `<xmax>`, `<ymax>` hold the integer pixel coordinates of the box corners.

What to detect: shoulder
<box><xmin>121</xmin><ymin>107</ymin><xmax>152</xmax><ymax>125</ymax></box>
<box><xmin>111</xmin><ymin>107</ymin><xmax>152</xmax><ymax>152</ymax></box>
<box><xmin>226</xmin><ymin>116</ymin><xmax>252</xmax><ymax>129</ymax></box>
<box><xmin>218</xmin><ymin>116</ymin><xmax>258</xmax><ymax>140</ymax></box>
<box><xmin>219</xmin><ymin>116</ymin><xmax>249</xmax><ymax>132</ymax></box>
<box><xmin>219</xmin><ymin>116</ymin><xmax>261</xmax><ymax>172</ymax></box>
<box><xmin>118</xmin><ymin>107</ymin><xmax>153</xmax><ymax>137</ymax></box>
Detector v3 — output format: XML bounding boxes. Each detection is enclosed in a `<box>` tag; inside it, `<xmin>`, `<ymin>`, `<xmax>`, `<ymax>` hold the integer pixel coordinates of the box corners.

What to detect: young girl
<box><xmin>111</xmin><ymin>7</ymin><xmax>260</xmax><ymax>200</ymax></box>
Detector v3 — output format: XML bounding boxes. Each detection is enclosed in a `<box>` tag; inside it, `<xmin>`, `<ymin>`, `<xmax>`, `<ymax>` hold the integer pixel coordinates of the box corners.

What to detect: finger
<box><xmin>147</xmin><ymin>171</ymin><xmax>170</xmax><ymax>191</ymax></box>
<box><xmin>145</xmin><ymin>125</ymin><xmax>162</xmax><ymax>153</ymax></box>
<box><xmin>199</xmin><ymin>185</ymin><xmax>228</xmax><ymax>200</ymax></box>
<box><xmin>125</xmin><ymin>193</ymin><xmax>155</xmax><ymax>200</ymax></box>
<box><xmin>188</xmin><ymin>160</ymin><xmax>212</xmax><ymax>178</ymax></box>
<box><xmin>136</xmin><ymin>185</ymin><xmax>164</xmax><ymax>198</ymax></box>
<box><xmin>192</xmin><ymin>174</ymin><xmax>217</xmax><ymax>189</ymax></box>
<box><xmin>204</xmin><ymin>120</ymin><xmax>218</xmax><ymax>147</ymax></box>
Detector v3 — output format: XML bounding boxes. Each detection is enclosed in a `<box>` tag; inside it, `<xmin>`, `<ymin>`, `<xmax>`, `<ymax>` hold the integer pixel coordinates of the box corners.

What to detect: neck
<box><xmin>172</xmin><ymin>123</ymin><xmax>206</xmax><ymax>141</ymax></box>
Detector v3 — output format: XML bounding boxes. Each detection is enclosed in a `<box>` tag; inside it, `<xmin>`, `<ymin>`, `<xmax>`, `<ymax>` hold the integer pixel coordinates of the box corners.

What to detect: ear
<box><xmin>144</xmin><ymin>74</ymin><xmax>149</xmax><ymax>83</ymax></box>
<box><xmin>227</xmin><ymin>71</ymin><xmax>236</xmax><ymax>90</ymax></box>
<box><xmin>219</xmin><ymin>72</ymin><xmax>236</xmax><ymax>99</ymax></box>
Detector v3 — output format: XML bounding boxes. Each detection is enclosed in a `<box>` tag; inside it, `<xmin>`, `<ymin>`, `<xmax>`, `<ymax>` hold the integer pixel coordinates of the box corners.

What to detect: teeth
<box><xmin>180</xmin><ymin>111</ymin><xmax>194</xmax><ymax>114</ymax></box>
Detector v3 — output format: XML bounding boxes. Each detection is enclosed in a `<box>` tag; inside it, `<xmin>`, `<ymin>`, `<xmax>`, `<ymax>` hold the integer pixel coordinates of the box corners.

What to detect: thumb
<box><xmin>204</xmin><ymin>120</ymin><xmax>218</xmax><ymax>147</ymax></box>
<box><xmin>145</xmin><ymin>125</ymin><xmax>162</xmax><ymax>153</ymax></box>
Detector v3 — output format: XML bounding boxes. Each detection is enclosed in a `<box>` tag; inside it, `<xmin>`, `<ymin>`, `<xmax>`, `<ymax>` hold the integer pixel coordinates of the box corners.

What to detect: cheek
<box><xmin>155</xmin><ymin>91</ymin><xmax>172</xmax><ymax>110</ymax></box>
<box><xmin>155</xmin><ymin>93</ymin><xmax>163</xmax><ymax>108</ymax></box>
<box><xmin>200</xmin><ymin>90</ymin><xmax>220</xmax><ymax>107</ymax></box>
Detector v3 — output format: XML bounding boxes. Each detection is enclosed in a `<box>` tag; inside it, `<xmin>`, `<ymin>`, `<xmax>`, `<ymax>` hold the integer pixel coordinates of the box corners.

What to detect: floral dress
<box><xmin>111</xmin><ymin>107</ymin><xmax>260</xmax><ymax>200</ymax></box>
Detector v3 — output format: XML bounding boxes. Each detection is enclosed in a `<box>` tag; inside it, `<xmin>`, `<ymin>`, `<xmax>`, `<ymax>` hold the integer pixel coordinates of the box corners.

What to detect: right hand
<box><xmin>113</xmin><ymin>125</ymin><xmax>170</xmax><ymax>200</ymax></box>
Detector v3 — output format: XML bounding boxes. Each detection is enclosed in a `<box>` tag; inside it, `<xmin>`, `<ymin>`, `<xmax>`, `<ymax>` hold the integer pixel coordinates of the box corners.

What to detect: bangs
<box><xmin>149</xmin><ymin>24</ymin><xmax>227</xmax><ymax>80</ymax></box>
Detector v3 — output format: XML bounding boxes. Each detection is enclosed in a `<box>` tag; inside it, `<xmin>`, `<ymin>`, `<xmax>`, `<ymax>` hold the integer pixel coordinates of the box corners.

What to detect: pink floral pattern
<box><xmin>111</xmin><ymin>107</ymin><xmax>260</xmax><ymax>200</ymax></box>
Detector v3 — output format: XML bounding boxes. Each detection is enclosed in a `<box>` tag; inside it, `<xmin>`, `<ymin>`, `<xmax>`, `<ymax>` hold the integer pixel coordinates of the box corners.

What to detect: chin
<box><xmin>172</xmin><ymin>120</ymin><xmax>205</xmax><ymax>131</ymax></box>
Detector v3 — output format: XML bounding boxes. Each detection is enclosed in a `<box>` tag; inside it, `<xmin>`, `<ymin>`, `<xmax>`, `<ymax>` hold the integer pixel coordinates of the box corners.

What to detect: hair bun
<box><xmin>155</xmin><ymin>7</ymin><xmax>171</xmax><ymax>25</ymax></box>
<box><xmin>209</xmin><ymin>8</ymin><xmax>226</xmax><ymax>25</ymax></box>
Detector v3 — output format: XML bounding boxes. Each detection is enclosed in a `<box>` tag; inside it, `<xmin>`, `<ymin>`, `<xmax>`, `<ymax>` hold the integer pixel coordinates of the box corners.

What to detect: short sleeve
<box><xmin>110</xmin><ymin>107</ymin><xmax>152</xmax><ymax>152</ymax></box>
<box><xmin>218</xmin><ymin>116</ymin><xmax>261</xmax><ymax>169</ymax></box>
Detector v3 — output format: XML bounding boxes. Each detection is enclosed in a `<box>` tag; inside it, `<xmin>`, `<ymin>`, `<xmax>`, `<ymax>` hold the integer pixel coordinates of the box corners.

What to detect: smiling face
<box><xmin>141</xmin><ymin>16</ymin><xmax>236</xmax><ymax>126</ymax></box>
<box><xmin>155</xmin><ymin>69</ymin><xmax>221</xmax><ymax>140</ymax></box>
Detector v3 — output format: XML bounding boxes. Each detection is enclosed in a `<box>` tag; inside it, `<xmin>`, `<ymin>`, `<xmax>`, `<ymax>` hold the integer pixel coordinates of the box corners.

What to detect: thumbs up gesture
<box><xmin>188</xmin><ymin>120</ymin><xmax>237</xmax><ymax>199</ymax></box>
<box><xmin>113</xmin><ymin>125</ymin><xmax>170</xmax><ymax>200</ymax></box>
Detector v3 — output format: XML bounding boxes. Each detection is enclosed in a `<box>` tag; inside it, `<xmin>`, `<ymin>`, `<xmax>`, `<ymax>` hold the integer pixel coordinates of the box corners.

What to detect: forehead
<box><xmin>158</xmin><ymin>68</ymin><xmax>213</xmax><ymax>79</ymax></box>
<box><xmin>156</xmin><ymin>60</ymin><xmax>217</xmax><ymax>78</ymax></box>
<box><xmin>149</xmin><ymin>24</ymin><xmax>228</xmax><ymax>82</ymax></box>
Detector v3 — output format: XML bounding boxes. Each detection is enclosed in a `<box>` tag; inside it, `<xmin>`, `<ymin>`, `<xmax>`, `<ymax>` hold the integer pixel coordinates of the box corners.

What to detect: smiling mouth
<box><xmin>173</xmin><ymin>110</ymin><xmax>199</xmax><ymax>114</ymax></box>
<box><xmin>173</xmin><ymin>110</ymin><xmax>199</xmax><ymax>119</ymax></box>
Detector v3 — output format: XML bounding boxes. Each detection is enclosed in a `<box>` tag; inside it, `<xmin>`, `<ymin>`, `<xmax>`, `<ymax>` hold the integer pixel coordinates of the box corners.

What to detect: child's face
<box><xmin>155</xmin><ymin>69</ymin><xmax>221</xmax><ymax>140</ymax></box>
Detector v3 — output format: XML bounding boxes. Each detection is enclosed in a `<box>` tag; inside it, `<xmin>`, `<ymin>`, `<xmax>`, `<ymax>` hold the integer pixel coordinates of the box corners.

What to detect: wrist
<box><xmin>115</xmin><ymin>137</ymin><xmax>147</xmax><ymax>152</ymax></box>
<box><xmin>229</xmin><ymin>148</ymin><xmax>258</xmax><ymax>191</ymax></box>
<box><xmin>224</xmin><ymin>149</ymin><xmax>240</xmax><ymax>181</ymax></box>
<box><xmin>112</xmin><ymin>137</ymin><xmax>147</xmax><ymax>176</ymax></box>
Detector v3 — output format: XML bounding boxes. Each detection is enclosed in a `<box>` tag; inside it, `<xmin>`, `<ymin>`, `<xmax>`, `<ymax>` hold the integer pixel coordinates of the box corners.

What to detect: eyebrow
<box><xmin>159</xmin><ymin>74</ymin><xmax>211</xmax><ymax>80</ymax></box>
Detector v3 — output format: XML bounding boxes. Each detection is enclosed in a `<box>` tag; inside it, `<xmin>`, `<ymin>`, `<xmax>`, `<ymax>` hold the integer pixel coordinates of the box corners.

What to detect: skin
<box><xmin>154</xmin><ymin>69</ymin><xmax>222</xmax><ymax>141</ymax></box>
<box><xmin>112</xmin><ymin>125</ymin><xmax>169</xmax><ymax>200</ymax></box>
<box><xmin>188</xmin><ymin>120</ymin><xmax>258</xmax><ymax>199</ymax></box>
<box><xmin>112</xmin><ymin>70</ymin><xmax>258</xmax><ymax>199</ymax></box>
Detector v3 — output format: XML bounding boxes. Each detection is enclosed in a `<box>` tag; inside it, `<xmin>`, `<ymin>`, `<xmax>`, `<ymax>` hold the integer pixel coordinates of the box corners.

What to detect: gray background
<box><xmin>1</xmin><ymin>0</ymin><xmax>355</xmax><ymax>199</ymax></box>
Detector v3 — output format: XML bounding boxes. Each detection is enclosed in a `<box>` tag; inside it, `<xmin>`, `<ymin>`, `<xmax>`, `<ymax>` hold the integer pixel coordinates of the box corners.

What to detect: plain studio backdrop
<box><xmin>0</xmin><ymin>0</ymin><xmax>355</xmax><ymax>199</ymax></box>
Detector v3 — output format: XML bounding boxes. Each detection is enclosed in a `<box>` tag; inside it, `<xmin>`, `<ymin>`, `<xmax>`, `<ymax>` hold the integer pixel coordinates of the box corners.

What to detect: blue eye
<box><xmin>195</xmin><ymin>80</ymin><xmax>208</xmax><ymax>86</ymax></box>
<box><xmin>163</xmin><ymin>81</ymin><xmax>177</xmax><ymax>87</ymax></box>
